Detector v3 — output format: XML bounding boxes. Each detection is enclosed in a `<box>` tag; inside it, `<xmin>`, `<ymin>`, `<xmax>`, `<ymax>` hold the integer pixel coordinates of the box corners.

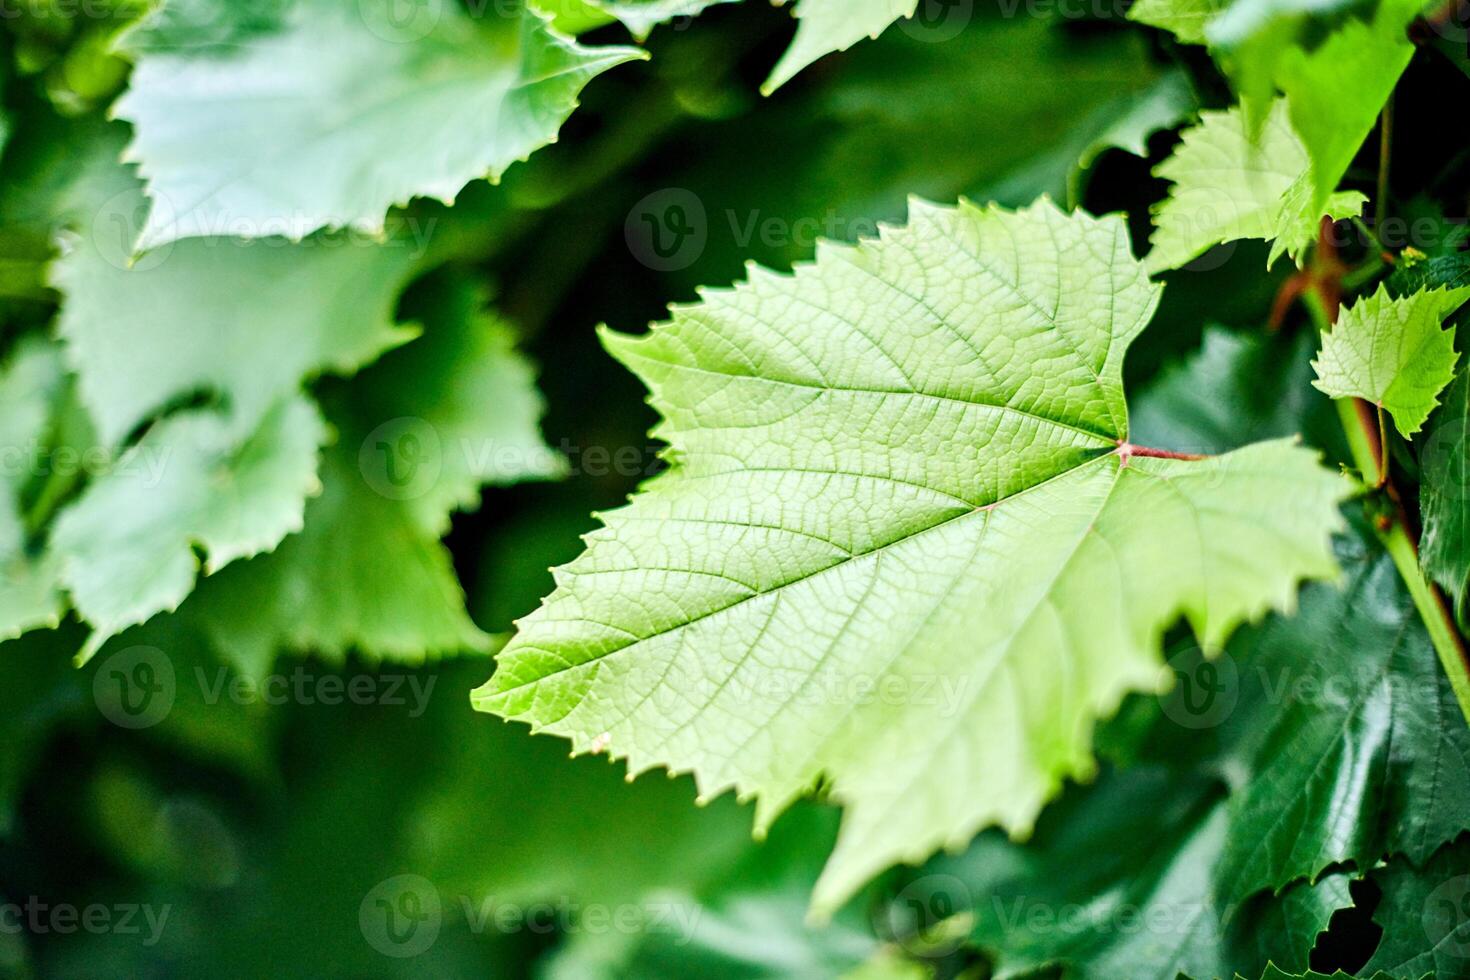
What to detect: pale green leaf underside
<box><xmin>0</xmin><ymin>338</ymin><xmax>66</xmax><ymax>641</ymax></box>
<box><xmin>1312</xmin><ymin>284</ymin><xmax>1470</xmax><ymax>437</ymax></box>
<box><xmin>52</xmin><ymin>188</ymin><xmax>422</xmax><ymax>448</ymax></box>
<box><xmin>185</xmin><ymin>433</ymin><xmax>492</xmax><ymax>678</ymax></box>
<box><xmin>183</xmin><ymin>278</ymin><xmax>561</xmax><ymax>677</ymax></box>
<box><xmin>114</xmin><ymin>0</ymin><xmax>643</xmax><ymax>249</ymax></box>
<box><xmin>1147</xmin><ymin>98</ymin><xmax>1363</xmax><ymax>273</ymax></box>
<box><xmin>763</xmin><ymin>0</ymin><xmax>918</xmax><ymax>94</ymax></box>
<box><xmin>52</xmin><ymin>396</ymin><xmax>326</xmax><ymax>662</ymax></box>
<box><xmin>474</xmin><ymin>199</ymin><xmax>1347</xmax><ymax>913</ymax></box>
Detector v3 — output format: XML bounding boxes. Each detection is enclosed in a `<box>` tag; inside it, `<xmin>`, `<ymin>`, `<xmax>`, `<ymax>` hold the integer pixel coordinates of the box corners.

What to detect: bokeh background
<box><xmin>2</xmin><ymin>0</ymin><xmax>1467</xmax><ymax>976</ymax></box>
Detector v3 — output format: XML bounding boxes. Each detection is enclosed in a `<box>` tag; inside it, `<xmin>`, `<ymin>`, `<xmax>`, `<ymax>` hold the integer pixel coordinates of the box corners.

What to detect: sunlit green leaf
<box><xmin>476</xmin><ymin>198</ymin><xmax>1347</xmax><ymax>914</ymax></box>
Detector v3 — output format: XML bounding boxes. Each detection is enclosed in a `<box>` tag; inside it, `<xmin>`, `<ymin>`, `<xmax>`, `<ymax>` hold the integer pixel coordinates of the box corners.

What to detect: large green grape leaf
<box><xmin>182</xmin><ymin>277</ymin><xmax>560</xmax><ymax>677</ymax></box>
<box><xmin>0</xmin><ymin>337</ymin><xmax>67</xmax><ymax>641</ymax></box>
<box><xmin>51</xmin><ymin>396</ymin><xmax>327</xmax><ymax>662</ymax></box>
<box><xmin>923</xmin><ymin>767</ymin><xmax>1353</xmax><ymax>980</ymax></box>
<box><xmin>1311</xmin><ymin>284</ymin><xmax>1470</xmax><ymax>438</ymax></box>
<box><xmin>763</xmin><ymin>0</ymin><xmax>918</xmax><ymax>94</ymax></box>
<box><xmin>1421</xmin><ymin>364</ymin><xmax>1470</xmax><ymax>631</ymax></box>
<box><xmin>113</xmin><ymin>0</ymin><xmax>643</xmax><ymax>250</ymax></box>
<box><xmin>1146</xmin><ymin>100</ymin><xmax>1364</xmax><ymax>274</ymax></box>
<box><xmin>474</xmin><ymin>198</ymin><xmax>1349</xmax><ymax>913</ymax></box>
<box><xmin>1363</xmin><ymin>836</ymin><xmax>1470</xmax><ymax>978</ymax></box>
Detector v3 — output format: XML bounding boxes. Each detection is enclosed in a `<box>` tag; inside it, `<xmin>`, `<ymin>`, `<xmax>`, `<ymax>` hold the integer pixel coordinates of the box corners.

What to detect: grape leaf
<box><xmin>1392</xmin><ymin>253</ymin><xmax>1470</xmax><ymax>297</ymax></box>
<box><xmin>590</xmin><ymin>0</ymin><xmax>737</xmax><ymax>39</ymax></box>
<box><xmin>1128</xmin><ymin>0</ymin><xmax>1416</xmax><ymax>222</ymax></box>
<box><xmin>183</xmin><ymin>277</ymin><xmax>560</xmax><ymax>677</ymax></box>
<box><xmin>1207</xmin><ymin>526</ymin><xmax>1470</xmax><ymax>902</ymax></box>
<box><xmin>51</xmin><ymin>395</ymin><xmax>327</xmax><ymax>662</ymax></box>
<box><xmin>1146</xmin><ymin>100</ymin><xmax>1364</xmax><ymax>274</ymax></box>
<box><xmin>0</xmin><ymin>337</ymin><xmax>67</xmax><ymax>641</ymax></box>
<box><xmin>53</xmin><ymin>184</ymin><xmax>422</xmax><ymax>448</ymax></box>
<box><xmin>474</xmin><ymin>198</ymin><xmax>1349</xmax><ymax>914</ymax></box>
<box><xmin>1421</xmin><ymin>364</ymin><xmax>1470</xmax><ymax>631</ymax></box>
<box><xmin>1311</xmin><ymin>284</ymin><xmax>1470</xmax><ymax>438</ymax></box>
<box><xmin>763</xmin><ymin>0</ymin><xmax>917</xmax><ymax>95</ymax></box>
<box><xmin>30</xmin><ymin>116</ymin><xmax>483</xmax><ymax>663</ymax></box>
<box><xmin>113</xmin><ymin>0</ymin><xmax>644</xmax><ymax>250</ymax></box>
<box><xmin>924</xmin><ymin>766</ymin><xmax>1352</xmax><ymax>980</ymax></box>
<box><xmin>1270</xmin><ymin>3</ymin><xmax>1415</xmax><ymax>221</ymax></box>
<box><xmin>1363</xmin><ymin>836</ymin><xmax>1470</xmax><ymax>978</ymax></box>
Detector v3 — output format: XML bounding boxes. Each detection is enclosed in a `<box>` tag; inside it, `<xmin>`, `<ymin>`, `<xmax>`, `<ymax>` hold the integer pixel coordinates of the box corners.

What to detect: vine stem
<box><xmin>1376</xmin><ymin>93</ymin><xmax>1393</xmax><ymax>230</ymax></box>
<box><xmin>1376</xmin><ymin>403</ymin><xmax>1390</xmax><ymax>489</ymax></box>
<box><xmin>1301</xmin><ymin>287</ymin><xmax>1470</xmax><ymax>725</ymax></box>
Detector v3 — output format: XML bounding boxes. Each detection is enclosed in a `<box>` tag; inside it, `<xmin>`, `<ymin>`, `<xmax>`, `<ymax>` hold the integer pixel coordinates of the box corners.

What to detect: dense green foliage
<box><xmin>1</xmin><ymin>0</ymin><xmax>1469</xmax><ymax>977</ymax></box>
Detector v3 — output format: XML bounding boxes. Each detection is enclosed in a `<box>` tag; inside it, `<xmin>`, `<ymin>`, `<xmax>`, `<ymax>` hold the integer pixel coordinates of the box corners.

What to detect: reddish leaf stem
<box><xmin>1115</xmin><ymin>443</ymin><xmax>1207</xmax><ymax>461</ymax></box>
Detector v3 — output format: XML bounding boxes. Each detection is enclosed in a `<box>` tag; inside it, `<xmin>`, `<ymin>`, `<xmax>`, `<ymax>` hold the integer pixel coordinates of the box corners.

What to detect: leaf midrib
<box><xmin>479</xmin><ymin>449</ymin><xmax>1123</xmax><ymax>702</ymax></box>
<box><xmin>616</xmin><ymin>340</ymin><xmax>1120</xmax><ymax>444</ymax></box>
